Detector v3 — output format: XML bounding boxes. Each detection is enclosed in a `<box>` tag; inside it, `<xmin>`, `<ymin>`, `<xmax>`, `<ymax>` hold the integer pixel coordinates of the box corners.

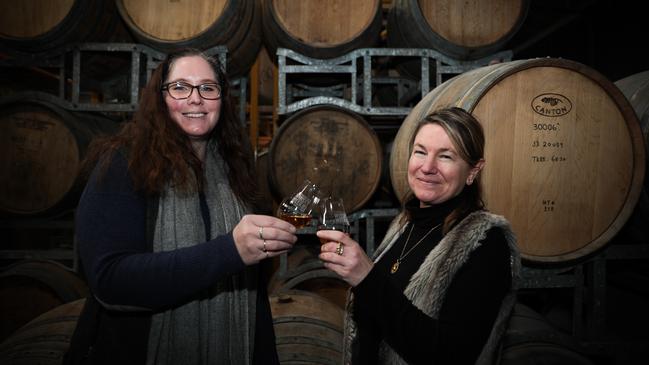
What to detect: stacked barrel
<box><xmin>1</xmin><ymin>1</ymin><xmax>648</xmax><ymax>365</ymax></box>
<box><xmin>1</xmin><ymin>3</ymin><xmax>123</xmax><ymax>360</ymax></box>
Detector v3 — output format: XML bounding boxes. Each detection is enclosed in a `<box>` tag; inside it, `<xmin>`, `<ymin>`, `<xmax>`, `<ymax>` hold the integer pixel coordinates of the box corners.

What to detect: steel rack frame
<box><xmin>277</xmin><ymin>47</ymin><xmax>513</xmax><ymax>116</ymax></box>
<box><xmin>0</xmin><ymin>43</ymin><xmax>251</xmax><ymax>123</ymax></box>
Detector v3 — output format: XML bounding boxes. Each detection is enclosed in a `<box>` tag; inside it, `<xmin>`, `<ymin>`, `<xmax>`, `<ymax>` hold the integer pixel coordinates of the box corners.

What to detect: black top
<box><xmin>351</xmin><ymin>193</ymin><xmax>511</xmax><ymax>364</ymax></box>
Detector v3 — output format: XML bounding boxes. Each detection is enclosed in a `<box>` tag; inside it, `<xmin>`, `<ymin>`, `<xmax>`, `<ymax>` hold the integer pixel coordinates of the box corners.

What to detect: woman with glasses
<box><xmin>64</xmin><ymin>49</ymin><xmax>295</xmax><ymax>365</ymax></box>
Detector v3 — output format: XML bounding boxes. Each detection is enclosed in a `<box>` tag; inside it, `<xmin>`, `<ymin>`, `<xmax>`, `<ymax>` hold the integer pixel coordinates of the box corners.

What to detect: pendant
<box><xmin>390</xmin><ymin>260</ymin><xmax>400</xmax><ymax>274</ymax></box>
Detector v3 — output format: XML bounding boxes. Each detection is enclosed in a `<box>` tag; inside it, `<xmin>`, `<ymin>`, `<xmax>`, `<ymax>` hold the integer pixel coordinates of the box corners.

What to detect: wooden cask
<box><xmin>0</xmin><ymin>298</ymin><xmax>85</xmax><ymax>365</ymax></box>
<box><xmin>0</xmin><ymin>0</ymin><xmax>128</xmax><ymax>55</ymax></box>
<box><xmin>388</xmin><ymin>0</ymin><xmax>529</xmax><ymax>60</ymax></box>
<box><xmin>261</xmin><ymin>0</ymin><xmax>382</xmax><ymax>60</ymax></box>
<box><xmin>268</xmin><ymin>106</ymin><xmax>382</xmax><ymax>212</ymax></box>
<box><xmin>268</xmin><ymin>246</ymin><xmax>350</xmax><ymax>309</ymax></box>
<box><xmin>615</xmin><ymin>70</ymin><xmax>649</xmax><ymax>188</ymax></box>
<box><xmin>270</xmin><ymin>290</ymin><xmax>344</xmax><ymax>364</ymax></box>
<box><xmin>0</xmin><ymin>96</ymin><xmax>118</xmax><ymax>217</ymax></box>
<box><xmin>389</xmin><ymin>58</ymin><xmax>645</xmax><ymax>265</ymax></box>
<box><xmin>116</xmin><ymin>0</ymin><xmax>261</xmax><ymax>78</ymax></box>
<box><xmin>613</xmin><ymin>70</ymin><xmax>649</xmax><ymax>244</ymax></box>
<box><xmin>0</xmin><ymin>260</ymin><xmax>87</xmax><ymax>343</ymax></box>
<box><xmin>501</xmin><ymin>304</ymin><xmax>595</xmax><ymax>364</ymax></box>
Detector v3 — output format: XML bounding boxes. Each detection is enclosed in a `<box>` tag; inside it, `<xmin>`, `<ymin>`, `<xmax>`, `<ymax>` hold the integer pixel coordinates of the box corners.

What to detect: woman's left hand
<box><xmin>317</xmin><ymin>230</ymin><xmax>373</xmax><ymax>287</ymax></box>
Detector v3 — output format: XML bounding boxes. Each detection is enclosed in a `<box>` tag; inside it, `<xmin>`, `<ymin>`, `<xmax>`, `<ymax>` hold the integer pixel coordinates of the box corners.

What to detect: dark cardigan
<box><xmin>64</xmin><ymin>152</ymin><xmax>278</xmax><ymax>364</ymax></box>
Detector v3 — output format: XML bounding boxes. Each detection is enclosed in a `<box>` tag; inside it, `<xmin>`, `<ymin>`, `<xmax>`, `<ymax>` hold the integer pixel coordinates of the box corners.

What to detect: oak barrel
<box><xmin>0</xmin><ymin>96</ymin><xmax>118</xmax><ymax>217</ymax></box>
<box><xmin>268</xmin><ymin>246</ymin><xmax>350</xmax><ymax>309</ymax></box>
<box><xmin>389</xmin><ymin>58</ymin><xmax>646</xmax><ymax>265</ymax></box>
<box><xmin>0</xmin><ymin>260</ymin><xmax>87</xmax><ymax>343</ymax></box>
<box><xmin>268</xmin><ymin>106</ymin><xmax>382</xmax><ymax>212</ymax></box>
<box><xmin>0</xmin><ymin>298</ymin><xmax>85</xmax><ymax>365</ymax></box>
<box><xmin>0</xmin><ymin>0</ymin><xmax>128</xmax><ymax>55</ymax></box>
<box><xmin>115</xmin><ymin>0</ymin><xmax>261</xmax><ymax>78</ymax></box>
<box><xmin>261</xmin><ymin>0</ymin><xmax>382</xmax><ymax>60</ymax></box>
<box><xmin>270</xmin><ymin>290</ymin><xmax>344</xmax><ymax>364</ymax></box>
<box><xmin>387</xmin><ymin>0</ymin><xmax>529</xmax><ymax>60</ymax></box>
<box><xmin>500</xmin><ymin>304</ymin><xmax>595</xmax><ymax>364</ymax></box>
<box><xmin>613</xmin><ymin>70</ymin><xmax>649</xmax><ymax>244</ymax></box>
<box><xmin>615</xmin><ymin>70</ymin><xmax>649</xmax><ymax>188</ymax></box>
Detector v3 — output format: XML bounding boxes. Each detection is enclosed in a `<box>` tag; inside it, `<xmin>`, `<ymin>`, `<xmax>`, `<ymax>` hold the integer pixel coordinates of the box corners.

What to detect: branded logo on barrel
<box><xmin>531</xmin><ymin>93</ymin><xmax>572</xmax><ymax>117</ymax></box>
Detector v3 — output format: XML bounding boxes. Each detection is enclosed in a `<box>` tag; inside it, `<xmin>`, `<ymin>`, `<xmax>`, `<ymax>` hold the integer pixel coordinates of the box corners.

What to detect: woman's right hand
<box><xmin>317</xmin><ymin>230</ymin><xmax>374</xmax><ymax>287</ymax></box>
<box><xmin>232</xmin><ymin>214</ymin><xmax>297</xmax><ymax>265</ymax></box>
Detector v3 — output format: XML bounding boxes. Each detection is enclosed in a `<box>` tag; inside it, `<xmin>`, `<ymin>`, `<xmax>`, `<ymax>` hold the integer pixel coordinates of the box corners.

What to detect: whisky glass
<box><xmin>317</xmin><ymin>196</ymin><xmax>350</xmax><ymax>244</ymax></box>
<box><xmin>277</xmin><ymin>179</ymin><xmax>323</xmax><ymax>229</ymax></box>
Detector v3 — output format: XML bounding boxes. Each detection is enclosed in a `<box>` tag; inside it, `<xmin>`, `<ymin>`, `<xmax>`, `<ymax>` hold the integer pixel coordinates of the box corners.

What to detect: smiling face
<box><xmin>407</xmin><ymin>123</ymin><xmax>484</xmax><ymax>207</ymax></box>
<box><xmin>163</xmin><ymin>55</ymin><xmax>221</xmax><ymax>143</ymax></box>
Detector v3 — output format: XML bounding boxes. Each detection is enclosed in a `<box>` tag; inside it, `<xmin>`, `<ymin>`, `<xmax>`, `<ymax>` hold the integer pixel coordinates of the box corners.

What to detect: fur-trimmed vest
<box><xmin>342</xmin><ymin>210</ymin><xmax>521</xmax><ymax>364</ymax></box>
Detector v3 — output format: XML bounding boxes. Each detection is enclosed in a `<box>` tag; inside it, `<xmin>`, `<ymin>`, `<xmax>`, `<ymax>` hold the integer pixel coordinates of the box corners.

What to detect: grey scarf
<box><xmin>146</xmin><ymin>143</ymin><xmax>257</xmax><ymax>365</ymax></box>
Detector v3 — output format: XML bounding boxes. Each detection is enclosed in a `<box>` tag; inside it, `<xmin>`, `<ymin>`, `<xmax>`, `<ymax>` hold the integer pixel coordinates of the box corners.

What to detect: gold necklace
<box><xmin>390</xmin><ymin>222</ymin><xmax>441</xmax><ymax>274</ymax></box>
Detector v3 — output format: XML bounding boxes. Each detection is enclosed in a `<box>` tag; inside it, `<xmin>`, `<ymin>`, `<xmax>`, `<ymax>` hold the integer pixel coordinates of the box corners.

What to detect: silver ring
<box><xmin>335</xmin><ymin>242</ymin><xmax>344</xmax><ymax>256</ymax></box>
<box><xmin>262</xmin><ymin>240</ymin><xmax>267</xmax><ymax>253</ymax></box>
<box><xmin>265</xmin><ymin>251</ymin><xmax>270</xmax><ymax>259</ymax></box>
<box><xmin>258</xmin><ymin>226</ymin><xmax>264</xmax><ymax>240</ymax></box>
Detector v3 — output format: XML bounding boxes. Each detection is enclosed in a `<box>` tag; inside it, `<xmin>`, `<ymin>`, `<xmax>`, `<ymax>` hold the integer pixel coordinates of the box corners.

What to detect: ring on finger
<box><xmin>258</xmin><ymin>226</ymin><xmax>264</xmax><ymax>240</ymax></box>
<box><xmin>262</xmin><ymin>240</ymin><xmax>267</xmax><ymax>253</ymax></box>
<box><xmin>335</xmin><ymin>242</ymin><xmax>344</xmax><ymax>256</ymax></box>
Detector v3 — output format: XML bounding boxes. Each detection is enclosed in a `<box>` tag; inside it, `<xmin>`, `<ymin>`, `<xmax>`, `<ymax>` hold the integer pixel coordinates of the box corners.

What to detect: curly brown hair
<box><xmin>83</xmin><ymin>48</ymin><xmax>257</xmax><ymax>206</ymax></box>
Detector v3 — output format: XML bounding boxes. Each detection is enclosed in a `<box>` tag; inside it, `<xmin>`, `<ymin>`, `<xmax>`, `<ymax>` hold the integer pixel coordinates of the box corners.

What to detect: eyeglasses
<box><xmin>162</xmin><ymin>81</ymin><xmax>222</xmax><ymax>100</ymax></box>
